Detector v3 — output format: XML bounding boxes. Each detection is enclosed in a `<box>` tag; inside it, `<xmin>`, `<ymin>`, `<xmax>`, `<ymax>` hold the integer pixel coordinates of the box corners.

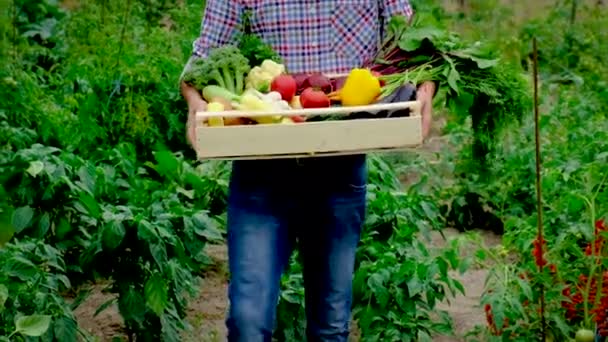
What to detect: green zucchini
<box><xmin>202</xmin><ymin>85</ymin><xmax>240</xmax><ymax>103</ymax></box>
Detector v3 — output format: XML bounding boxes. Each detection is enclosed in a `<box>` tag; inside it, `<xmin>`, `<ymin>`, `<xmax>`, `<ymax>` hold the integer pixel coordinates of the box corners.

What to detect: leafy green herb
<box><xmin>237</xmin><ymin>33</ymin><xmax>282</xmax><ymax>67</ymax></box>
<box><xmin>369</xmin><ymin>14</ymin><xmax>532</xmax><ymax>166</ymax></box>
<box><xmin>236</xmin><ymin>9</ymin><xmax>282</xmax><ymax>67</ymax></box>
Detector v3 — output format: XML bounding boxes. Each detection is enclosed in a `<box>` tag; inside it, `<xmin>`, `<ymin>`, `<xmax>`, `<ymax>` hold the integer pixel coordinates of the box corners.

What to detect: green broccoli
<box><xmin>182</xmin><ymin>45</ymin><xmax>251</xmax><ymax>95</ymax></box>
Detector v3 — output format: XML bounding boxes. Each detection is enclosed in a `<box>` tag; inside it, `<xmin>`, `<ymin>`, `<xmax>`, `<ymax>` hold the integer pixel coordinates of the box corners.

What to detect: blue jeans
<box><xmin>225</xmin><ymin>155</ymin><xmax>367</xmax><ymax>342</ymax></box>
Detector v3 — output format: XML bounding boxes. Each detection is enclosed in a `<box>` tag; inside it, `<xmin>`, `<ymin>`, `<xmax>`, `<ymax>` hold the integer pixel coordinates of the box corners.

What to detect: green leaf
<box><xmin>192</xmin><ymin>212</ymin><xmax>223</xmax><ymax>241</ymax></box>
<box><xmin>160</xmin><ymin>310</ymin><xmax>183</xmax><ymax>342</ymax></box>
<box><xmin>150</xmin><ymin>242</ymin><xmax>168</xmax><ymax>268</ymax></box>
<box><xmin>15</xmin><ymin>315</ymin><xmax>52</xmax><ymax>337</ymax></box>
<box><xmin>76</xmin><ymin>192</ymin><xmax>101</xmax><ymax>219</ymax></box>
<box><xmin>53</xmin><ymin>316</ymin><xmax>77</xmax><ymax>342</ymax></box>
<box><xmin>446</xmin><ymin>67</ymin><xmax>461</xmax><ymax>93</ymax></box>
<box><xmin>0</xmin><ymin>284</ymin><xmax>8</xmax><ymax>311</ymax></box>
<box><xmin>471</xmin><ymin>56</ymin><xmax>499</xmax><ymax>69</ymax></box>
<box><xmin>145</xmin><ymin>274</ymin><xmax>169</xmax><ymax>316</ymax></box>
<box><xmin>77</xmin><ymin>164</ymin><xmax>97</xmax><ymax>193</ymax></box>
<box><xmin>38</xmin><ymin>212</ymin><xmax>51</xmax><ymax>237</ymax></box>
<box><xmin>138</xmin><ymin>220</ymin><xmax>159</xmax><ymax>242</ymax></box>
<box><xmin>176</xmin><ymin>187</ymin><xmax>194</xmax><ymax>199</ymax></box>
<box><xmin>6</xmin><ymin>256</ymin><xmax>38</xmax><ymax>281</ymax></box>
<box><xmin>516</xmin><ymin>277</ymin><xmax>533</xmax><ymax>300</ymax></box>
<box><xmin>452</xmin><ymin>279</ymin><xmax>466</xmax><ymax>296</ymax></box>
<box><xmin>397</xmin><ymin>27</ymin><xmax>446</xmax><ymax>52</ymax></box>
<box><xmin>118</xmin><ymin>288</ymin><xmax>146</xmax><ymax>324</ymax></box>
<box><xmin>12</xmin><ymin>206</ymin><xmax>34</xmax><ymax>233</ymax></box>
<box><xmin>26</xmin><ymin>160</ymin><xmax>44</xmax><ymax>177</ymax></box>
<box><xmin>94</xmin><ymin>298</ymin><xmax>117</xmax><ymax>317</ymax></box>
<box><xmin>458</xmin><ymin>256</ymin><xmax>472</xmax><ymax>274</ymax></box>
<box><xmin>448</xmin><ymin>91</ymin><xmax>475</xmax><ymax>119</ymax></box>
<box><xmin>153</xmin><ymin>150</ymin><xmax>179</xmax><ymax>178</ymax></box>
<box><xmin>567</xmin><ymin>195</ymin><xmax>585</xmax><ymax>215</ymax></box>
<box><xmin>407</xmin><ymin>276</ymin><xmax>423</xmax><ymax>297</ymax></box>
<box><xmin>55</xmin><ymin>218</ymin><xmax>72</xmax><ymax>239</ymax></box>
<box><xmin>0</xmin><ymin>221</ymin><xmax>14</xmax><ymax>246</ymax></box>
<box><xmin>102</xmin><ymin>220</ymin><xmax>125</xmax><ymax>250</ymax></box>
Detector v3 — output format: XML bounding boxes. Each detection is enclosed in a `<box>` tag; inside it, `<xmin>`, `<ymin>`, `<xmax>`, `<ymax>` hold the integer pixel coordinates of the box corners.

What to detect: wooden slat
<box><xmin>194</xmin><ymin>100</ymin><xmax>423</xmax><ymax>160</ymax></box>
<box><xmin>196</xmin><ymin>100</ymin><xmax>422</xmax><ymax>119</ymax></box>
<box><xmin>196</xmin><ymin>116</ymin><xmax>422</xmax><ymax>159</ymax></box>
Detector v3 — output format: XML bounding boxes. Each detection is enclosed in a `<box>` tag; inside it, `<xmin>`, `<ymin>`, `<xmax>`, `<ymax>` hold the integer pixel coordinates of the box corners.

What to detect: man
<box><xmin>180</xmin><ymin>1</ymin><xmax>435</xmax><ymax>341</ymax></box>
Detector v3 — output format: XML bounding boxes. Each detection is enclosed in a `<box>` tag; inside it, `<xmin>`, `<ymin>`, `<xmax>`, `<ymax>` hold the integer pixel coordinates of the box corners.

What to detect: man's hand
<box><xmin>181</xmin><ymin>80</ymin><xmax>207</xmax><ymax>148</ymax></box>
<box><xmin>186</xmin><ymin>98</ymin><xmax>207</xmax><ymax>148</ymax></box>
<box><xmin>416</xmin><ymin>81</ymin><xmax>436</xmax><ymax>140</ymax></box>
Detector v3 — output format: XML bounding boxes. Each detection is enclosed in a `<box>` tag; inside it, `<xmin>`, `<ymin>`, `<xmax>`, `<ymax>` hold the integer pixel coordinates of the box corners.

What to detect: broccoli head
<box><xmin>183</xmin><ymin>45</ymin><xmax>251</xmax><ymax>95</ymax></box>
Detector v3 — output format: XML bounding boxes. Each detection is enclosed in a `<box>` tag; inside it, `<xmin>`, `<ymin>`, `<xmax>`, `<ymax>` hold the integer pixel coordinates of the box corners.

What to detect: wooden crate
<box><xmin>195</xmin><ymin>100</ymin><xmax>422</xmax><ymax>160</ymax></box>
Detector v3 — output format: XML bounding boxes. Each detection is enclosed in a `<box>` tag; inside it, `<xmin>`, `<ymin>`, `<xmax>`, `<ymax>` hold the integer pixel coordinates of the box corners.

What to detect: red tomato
<box><xmin>300</xmin><ymin>87</ymin><xmax>330</xmax><ymax>108</ymax></box>
<box><xmin>271</xmin><ymin>74</ymin><xmax>297</xmax><ymax>102</ymax></box>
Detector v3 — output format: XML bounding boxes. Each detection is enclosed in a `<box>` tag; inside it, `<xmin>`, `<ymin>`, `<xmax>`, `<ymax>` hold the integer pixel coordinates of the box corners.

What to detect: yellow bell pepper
<box><xmin>330</xmin><ymin>68</ymin><xmax>381</xmax><ymax>106</ymax></box>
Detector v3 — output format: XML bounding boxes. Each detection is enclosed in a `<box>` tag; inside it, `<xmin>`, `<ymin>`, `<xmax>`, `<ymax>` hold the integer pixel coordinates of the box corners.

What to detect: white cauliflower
<box><xmin>245</xmin><ymin>60</ymin><xmax>286</xmax><ymax>92</ymax></box>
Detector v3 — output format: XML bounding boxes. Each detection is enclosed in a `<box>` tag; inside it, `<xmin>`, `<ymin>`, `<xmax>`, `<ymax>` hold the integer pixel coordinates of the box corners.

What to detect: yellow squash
<box><xmin>206</xmin><ymin>102</ymin><xmax>225</xmax><ymax>127</ymax></box>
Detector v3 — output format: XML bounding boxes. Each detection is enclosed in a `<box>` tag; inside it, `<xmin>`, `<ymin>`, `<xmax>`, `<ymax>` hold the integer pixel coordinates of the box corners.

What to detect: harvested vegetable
<box><xmin>200</xmin><ymin>85</ymin><xmax>288</xmax><ymax>124</ymax></box>
<box><xmin>206</xmin><ymin>102</ymin><xmax>225</xmax><ymax>127</ymax></box>
<box><xmin>237</xmin><ymin>92</ymin><xmax>283</xmax><ymax>124</ymax></box>
<box><xmin>236</xmin><ymin>9</ymin><xmax>283</xmax><ymax>67</ymax></box>
<box><xmin>280</xmin><ymin>117</ymin><xmax>296</xmax><ymax>125</ymax></box>
<box><xmin>301</xmin><ymin>74</ymin><xmax>333</xmax><ymax>94</ymax></box>
<box><xmin>364</xmin><ymin>14</ymin><xmax>532</xmax><ymax>165</ymax></box>
<box><xmin>246</xmin><ymin>60</ymin><xmax>286</xmax><ymax>92</ymax></box>
<box><xmin>182</xmin><ymin>45</ymin><xmax>251</xmax><ymax>95</ymax></box>
<box><xmin>291</xmin><ymin>73</ymin><xmax>334</xmax><ymax>94</ymax></box>
<box><xmin>290</xmin><ymin>95</ymin><xmax>302</xmax><ymax>109</ymax></box>
<box><xmin>300</xmin><ymin>88</ymin><xmax>331</xmax><ymax>109</ymax></box>
<box><xmin>238</xmin><ymin>33</ymin><xmax>283</xmax><ymax>67</ymax></box>
<box><xmin>202</xmin><ymin>85</ymin><xmax>240</xmax><ymax>103</ymax></box>
<box><xmin>271</xmin><ymin>74</ymin><xmax>297</xmax><ymax>101</ymax></box>
<box><xmin>328</xmin><ymin>68</ymin><xmax>381</xmax><ymax>106</ymax></box>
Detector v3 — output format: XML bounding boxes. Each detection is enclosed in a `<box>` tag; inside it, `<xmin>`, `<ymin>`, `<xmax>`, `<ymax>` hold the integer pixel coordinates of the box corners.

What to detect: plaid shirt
<box><xmin>183</xmin><ymin>0</ymin><xmax>414</xmax><ymax>75</ymax></box>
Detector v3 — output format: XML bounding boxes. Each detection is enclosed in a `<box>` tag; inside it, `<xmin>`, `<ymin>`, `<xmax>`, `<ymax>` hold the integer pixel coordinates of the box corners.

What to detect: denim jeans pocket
<box><xmin>347</xmin><ymin>182</ymin><xmax>367</xmax><ymax>193</ymax></box>
<box><xmin>321</xmin><ymin>155</ymin><xmax>368</xmax><ymax>195</ymax></box>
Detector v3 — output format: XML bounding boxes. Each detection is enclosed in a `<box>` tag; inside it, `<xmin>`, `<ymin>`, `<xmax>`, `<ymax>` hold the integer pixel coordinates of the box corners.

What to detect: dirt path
<box><xmin>73</xmin><ymin>228</ymin><xmax>501</xmax><ymax>341</ymax></box>
<box><xmin>431</xmin><ymin>229</ymin><xmax>502</xmax><ymax>342</ymax></box>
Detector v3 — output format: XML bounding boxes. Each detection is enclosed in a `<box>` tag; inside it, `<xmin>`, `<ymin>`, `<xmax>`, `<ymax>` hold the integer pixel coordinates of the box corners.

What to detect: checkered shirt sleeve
<box><xmin>382</xmin><ymin>0</ymin><xmax>414</xmax><ymax>21</ymax></box>
<box><xmin>381</xmin><ymin>0</ymin><xmax>415</xmax><ymax>38</ymax></box>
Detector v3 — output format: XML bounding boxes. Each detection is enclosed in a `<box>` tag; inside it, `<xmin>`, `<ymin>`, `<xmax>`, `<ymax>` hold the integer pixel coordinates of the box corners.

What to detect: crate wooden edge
<box><xmin>196</xmin><ymin>147</ymin><xmax>421</xmax><ymax>161</ymax></box>
<box><xmin>195</xmin><ymin>115</ymin><xmax>422</xmax><ymax>160</ymax></box>
<box><xmin>195</xmin><ymin>100</ymin><xmax>422</xmax><ymax>119</ymax></box>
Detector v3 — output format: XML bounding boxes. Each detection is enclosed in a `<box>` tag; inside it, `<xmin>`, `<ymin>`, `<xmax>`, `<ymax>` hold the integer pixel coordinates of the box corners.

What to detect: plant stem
<box><xmin>532</xmin><ymin>37</ymin><xmax>547</xmax><ymax>342</ymax></box>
